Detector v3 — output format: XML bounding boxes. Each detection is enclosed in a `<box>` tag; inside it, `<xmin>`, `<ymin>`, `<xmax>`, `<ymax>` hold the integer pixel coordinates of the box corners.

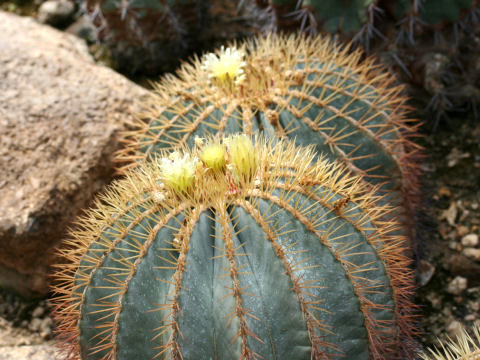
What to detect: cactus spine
<box><xmin>117</xmin><ymin>34</ymin><xmax>421</xmax><ymax>246</ymax></box>
<box><xmin>53</xmin><ymin>136</ymin><xmax>416</xmax><ymax>359</ymax></box>
<box><xmin>420</xmin><ymin>324</ymin><xmax>480</xmax><ymax>360</ymax></box>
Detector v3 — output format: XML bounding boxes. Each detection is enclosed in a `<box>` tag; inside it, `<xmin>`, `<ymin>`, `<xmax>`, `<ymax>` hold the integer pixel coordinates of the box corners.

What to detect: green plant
<box><xmin>53</xmin><ymin>136</ymin><xmax>416</xmax><ymax>359</ymax></box>
<box><xmin>250</xmin><ymin>1</ymin><xmax>478</xmax><ymax>41</ymax></box>
<box><xmin>250</xmin><ymin>1</ymin><xmax>480</xmax><ymax>126</ymax></box>
<box><xmin>83</xmin><ymin>0</ymin><xmax>258</xmax><ymax>75</ymax></box>
<box><xmin>117</xmin><ymin>33</ymin><xmax>421</xmax><ymax>249</ymax></box>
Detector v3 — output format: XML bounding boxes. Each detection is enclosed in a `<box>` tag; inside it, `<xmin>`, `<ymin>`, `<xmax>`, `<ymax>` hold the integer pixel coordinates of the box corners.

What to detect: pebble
<box><xmin>37</xmin><ymin>0</ymin><xmax>75</xmax><ymax>27</ymax></box>
<box><xmin>447</xmin><ymin>276</ymin><xmax>468</xmax><ymax>295</ymax></box>
<box><xmin>461</xmin><ymin>233</ymin><xmax>479</xmax><ymax>247</ymax></box>
<box><xmin>31</xmin><ymin>306</ymin><xmax>45</xmax><ymax>318</ymax></box>
<box><xmin>446</xmin><ymin>320</ymin><xmax>464</xmax><ymax>337</ymax></box>
<box><xmin>457</xmin><ymin>225</ymin><xmax>470</xmax><ymax>237</ymax></box>
<box><xmin>463</xmin><ymin>248</ymin><xmax>480</xmax><ymax>261</ymax></box>
<box><xmin>65</xmin><ymin>15</ymin><xmax>97</xmax><ymax>42</ymax></box>
<box><xmin>448</xmin><ymin>241</ymin><xmax>457</xmax><ymax>250</ymax></box>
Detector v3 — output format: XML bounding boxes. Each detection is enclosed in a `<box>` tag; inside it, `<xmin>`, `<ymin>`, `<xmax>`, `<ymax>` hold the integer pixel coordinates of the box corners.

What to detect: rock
<box><xmin>461</xmin><ymin>233</ymin><xmax>478</xmax><ymax>247</ymax></box>
<box><xmin>0</xmin><ymin>11</ymin><xmax>149</xmax><ymax>297</ymax></box>
<box><xmin>0</xmin><ymin>344</ymin><xmax>58</xmax><ymax>360</ymax></box>
<box><xmin>441</xmin><ymin>201</ymin><xmax>458</xmax><ymax>226</ymax></box>
<box><xmin>65</xmin><ymin>14</ymin><xmax>97</xmax><ymax>42</ymax></box>
<box><xmin>446</xmin><ymin>276</ymin><xmax>468</xmax><ymax>295</ymax></box>
<box><xmin>457</xmin><ymin>225</ymin><xmax>470</xmax><ymax>237</ymax></box>
<box><xmin>31</xmin><ymin>306</ymin><xmax>45</xmax><ymax>319</ymax></box>
<box><xmin>446</xmin><ymin>319</ymin><xmax>464</xmax><ymax>338</ymax></box>
<box><xmin>37</xmin><ymin>0</ymin><xmax>75</xmax><ymax>27</ymax></box>
<box><xmin>445</xmin><ymin>254</ymin><xmax>480</xmax><ymax>286</ymax></box>
<box><xmin>28</xmin><ymin>318</ymin><xmax>43</xmax><ymax>333</ymax></box>
<box><xmin>463</xmin><ymin>248</ymin><xmax>480</xmax><ymax>261</ymax></box>
<box><xmin>417</xmin><ymin>259</ymin><xmax>436</xmax><ymax>287</ymax></box>
<box><xmin>39</xmin><ymin>318</ymin><xmax>53</xmax><ymax>340</ymax></box>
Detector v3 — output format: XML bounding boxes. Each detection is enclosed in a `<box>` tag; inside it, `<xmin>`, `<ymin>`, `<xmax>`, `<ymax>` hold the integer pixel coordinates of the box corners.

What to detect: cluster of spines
<box><xmin>420</xmin><ymin>323</ymin><xmax>480</xmax><ymax>360</ymax></box>
<box><xmin>52</xmin><ymin>137</ymin><xmax>417</xmax><ymax>359</ymax></box>
<box><xmin>116</xmin><ymin>33</ymin><xmax>422</xmax><ymax>251</ymax></box>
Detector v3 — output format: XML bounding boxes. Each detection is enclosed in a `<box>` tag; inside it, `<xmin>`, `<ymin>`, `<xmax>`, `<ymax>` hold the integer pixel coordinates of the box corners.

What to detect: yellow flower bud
<box><xmin>159</xmin><ymin>152</ymin><xmax>197</xmax><ymax>194</ymax></box>
<box><xmin>227</xmin><ymin>135</ymin><xmax>257</xmax><ymax>179</ymax></box>
<box><xmin>200</xmin><ymin>143</ymin><xmax>226</xmax><ymax>171</ymax></box>
<box><xmin>201</xmin><ymin>46</ymin><xmax>246</xmax><ymax>84</ymax></box>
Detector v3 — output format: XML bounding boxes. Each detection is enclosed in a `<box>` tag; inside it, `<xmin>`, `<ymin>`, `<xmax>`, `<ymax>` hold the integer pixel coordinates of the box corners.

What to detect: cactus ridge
<box><xmin>116</xmin><ymin>33</ymin><xmax>422</xmax><ymax>244</ymax></box>
<box><xmin>53</xmin><ymin>137</ymin><xmax>416</xmax><ymax>359</ymax></box>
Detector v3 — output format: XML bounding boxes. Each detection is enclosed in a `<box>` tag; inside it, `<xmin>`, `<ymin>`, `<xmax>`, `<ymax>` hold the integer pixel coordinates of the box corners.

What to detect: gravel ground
<box><xmin>416</xmin><ymin>119</ymin><xmax>480</xmax><ymax>350</ymax></box>
<box><xmin>0</xmin><ymin>291</ymin><xmax>57</xmax><ymax>359</ymax></box>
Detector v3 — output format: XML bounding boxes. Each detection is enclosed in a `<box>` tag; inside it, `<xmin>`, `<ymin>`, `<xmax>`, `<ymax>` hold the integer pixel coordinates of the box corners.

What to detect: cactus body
<box><xmin>117</xmin><ymin>34</ymin><xmax>421</xmax><ymax>246</ymax></box>
<box><xmin>253</xmin><ymin>0</ymin><xmax>478</xmax><ymax>34</ymax></box>
<box><xmin>53</xmin><ymin>137</ymin><xmax>416</xmax><ymax>359</ymax></box>
<box><xmin>84</xmin><ymin>0</ymin><xmax>258</xmax><ymax>75</ymax></box>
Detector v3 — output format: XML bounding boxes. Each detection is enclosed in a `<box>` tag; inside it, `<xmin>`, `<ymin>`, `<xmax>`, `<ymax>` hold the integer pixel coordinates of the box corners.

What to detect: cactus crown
<box><xmin>117</xmin><ymin>33</ymin><xmax>418</xmax><ymax>187</ymax></box>
<box><xmin>53</xmin><ymin>136</ymin><xmax>416</xmax><ymax>360</ymax></box>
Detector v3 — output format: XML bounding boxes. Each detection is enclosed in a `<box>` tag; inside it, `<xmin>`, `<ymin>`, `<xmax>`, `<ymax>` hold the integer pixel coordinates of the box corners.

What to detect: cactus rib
<box><xmin>52</xmin><ymin>137</ymin><xmax>417</xmax><ymax>359</ymax></box>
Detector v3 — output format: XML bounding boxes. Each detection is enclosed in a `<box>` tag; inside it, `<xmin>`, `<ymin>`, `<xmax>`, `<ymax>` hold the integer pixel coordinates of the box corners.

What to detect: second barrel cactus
<box><xmin>53</xmin><ymin>136</ymin><xmax>416</xmax><ymax>359</ymax></box>
<box><xmin>117</xmin><ymin>34</ymin><xmax>421</xmax><ymax>248</ymax></box>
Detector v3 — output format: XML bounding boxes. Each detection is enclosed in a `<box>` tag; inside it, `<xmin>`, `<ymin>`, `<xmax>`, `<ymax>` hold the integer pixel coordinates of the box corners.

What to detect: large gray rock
<box><xmin>0</xmin><ymin>12</ymin><xmax>149</xmax><ymax>297</ymax></box>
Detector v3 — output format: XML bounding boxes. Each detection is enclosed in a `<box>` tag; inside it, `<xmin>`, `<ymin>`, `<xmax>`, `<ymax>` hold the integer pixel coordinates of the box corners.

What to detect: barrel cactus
<box><xmin>249</xmin><ymin>0</ymin><xmax>479</xmax><ymax>37</ymax></box>
<box><xmin>83</xmin><ymin>0</ymin><xmax>258</xmax><ymax>75</ymax></box>
<box><xmin>117</xmin><ymin>34</ymin><xmax>421</xmax><ymax>248</ymax></box>
<box><xmin>53</xmin><ymin>136</ymin><xmax>416</xmax><ymax>359</ymax></box>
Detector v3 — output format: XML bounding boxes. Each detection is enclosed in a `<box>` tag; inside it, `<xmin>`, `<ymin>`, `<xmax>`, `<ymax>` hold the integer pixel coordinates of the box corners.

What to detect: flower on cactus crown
<box><xmin>200</xmin><ymin>143</ymin><xmax>226</xmax><ymax>171</ymax></box>
<box><xmin>226</xmin><ymin>134</ymin><xmax>257</xmax><ymax>179</ymax></box>
<box><xmin>201</xmin><ymin>46</ymin><xmax>246</xmax><ymax>84</ymax></box>
<box><xmin>159</xmin><ymin>152</ymin><xmax>197</xmax><ymax>194</ymax></box>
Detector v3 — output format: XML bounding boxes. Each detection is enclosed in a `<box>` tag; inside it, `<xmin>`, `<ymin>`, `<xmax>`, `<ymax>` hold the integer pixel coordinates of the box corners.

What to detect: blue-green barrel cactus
<box><xmin>117</xmin><ymin>34</ymin><xmax>421</xmax><ymax>249</ymax></box>
<box><xmin>53</xmin><ymin>136</ymin><xmax>416</xmax><ymax>359</ymax></box>
<box><xmin>250</xmin><ymin>0</ymin><xmax>479</xmax><ymax>35</ymax></box>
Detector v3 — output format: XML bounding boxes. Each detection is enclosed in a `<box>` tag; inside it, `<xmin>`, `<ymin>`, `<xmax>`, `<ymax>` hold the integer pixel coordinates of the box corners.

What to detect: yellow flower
<box><xmin>160</xmin><ymin>152</ymin><xmax>197</xmax><ymax>194</ymax></box>
<box><xmin>201</xmin><ymin>46</ymin><xmax>246</xmax><ymax>84</ymax></box>
<box><xmin>200</xmin><ymin>143</ymin><xmax>226</xmax><ymax>171</ymax></box>
<box><xmin>227</xmin><ymin>135</ymin><xmax>257</xmax><ymax>179</ymax></box>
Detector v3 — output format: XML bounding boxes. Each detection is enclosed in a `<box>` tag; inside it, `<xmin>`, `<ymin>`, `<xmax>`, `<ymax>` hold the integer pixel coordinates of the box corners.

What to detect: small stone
<box><xmin>31</xmin><ymin>305</ymin><xmax>45</xmax><ymax>318</ymax></box>
<box><xmin>438</xmin><ymin>186</ymin><xmax>451</xmax><ymax>197</ymax></box>
<box><xmin>418</xmin><ymin>260</ymin><xmax>436</xmax><ymax>286</ymax></box>
<box><xmin>28</xmin><ymin>318</ymin><xmax>42</xmax><ymax>332</ymax></box>
<box><xmin>447</xmin><ymin>276</ymin><xmax>468</xmax><ymax>295</ymax></box>
<box><xmin>461</xmin><ymin>233</ymin><xmax>479</xmax><ymax>247</ymax></box>
<box><xmin>441</xmin><ymin>201</ymin><xmax>458</xmax><ymax>226</ymax></box>
<box><xmin>470</xmin><ymin>301</ymin><xmax>480</xmax><ymax>312</ymax></box>
<box><xmin>65</xmin><ymin>15</ymin><xmax>97</xmax><ymax>42</ymax></box>
<box><xmin>39</xmin><ymin>317</ymin><xmax>53</xmax><ymax>339</ymax></box>
<box><xmin>446</xmin><ymin>320</ymin><xmax>464</xmax><ymax>338</ymax></box>
<box><xmin>426</xmin><ymin>293</ymin><xmax>442</xmax><ymax>310</ymax></box>
<box><xmin>465</xmin><ymin>314</ymin><xmax>476</xmax><ymax>321</ymax></box>
<box><xmin>457</xmin><ymin>225</ymin><xmax>470</xmax><ymax>237</ymax></box>
<box><xmin>463</xmin><ymin>248</ymin><xmax>480</xmax><ymax>261</ymax></box>
<box><xmin>448</xmin><ymin>241</ymin><xmax>458</xmax><ymax>250</ymax></box>
<box><xmin>37</xmin><ymin>0</ymin><xmax>75</xmax><ymax>27</ymax></box>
